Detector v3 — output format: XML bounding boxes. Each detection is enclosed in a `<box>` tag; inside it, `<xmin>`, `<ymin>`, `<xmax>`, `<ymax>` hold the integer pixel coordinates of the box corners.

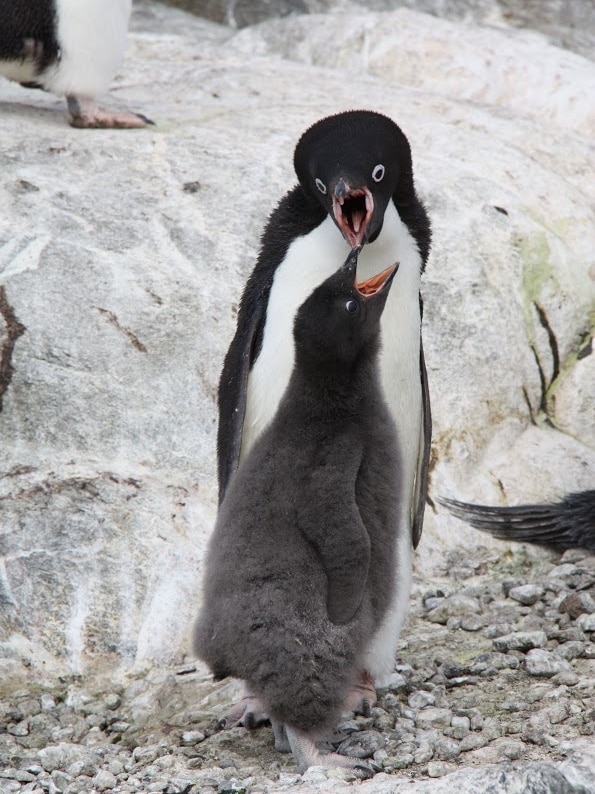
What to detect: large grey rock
<box><xmin>0</xmin><ymin>0</ymin><xmax>593</xmax><ymax>708</ymax></box>
<box><xmin>164</xmin><ymin>0</ymin><xmax>595</xmax><ymax>62</ymax></box>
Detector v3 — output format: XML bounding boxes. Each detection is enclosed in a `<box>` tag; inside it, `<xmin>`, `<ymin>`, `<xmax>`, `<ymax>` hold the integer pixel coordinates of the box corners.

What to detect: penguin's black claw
<box><xmin>353</xmin><ymin>760</ymin><xmax>381</xmax><ymax>779</ymax></box>
<box><xmin>134</xmin><ymin>113</ymin><xmax>155</xmax><ymax>126</ymax></box>
<box><xmin>214</xmin><ymin>716</ymin><xmax>228</xmax><ymax>731</ymax></box>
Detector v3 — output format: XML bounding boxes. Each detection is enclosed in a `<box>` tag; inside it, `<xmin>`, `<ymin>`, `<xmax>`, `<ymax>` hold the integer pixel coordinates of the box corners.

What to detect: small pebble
<box><xmin>508</xmin><ymin>584</ymin><xmax>545</xmax><ymax>605</ymax></box>
<box><xmin>576</xmin><ymin>613</ymin><xmax>595</xmax><ymax>633</ymax></box>
<box><xmin>492</xmin><ymin>631</ymin><xmax>547</xmax><ymax>652</ymax></box>
<box><xmin>336</xmin><ymin>729</ymin><xmax>384</xmax><ymax>758</ymax></box>
<box><xmin>426</xmin><ymin>594</ymin><xmax>481</xmax><ymax>625</ymax></box>
<box><xmin>525</xmin><ymin>649</ymin><xmax>572</xmax><ymax>677</ymax></box>
<box><xmin>427</xmin><ymin>761</ymin><xmax>455</xmax><ymax>778</ymax></box>
<box><xmin>407</xmin><ymin>690</ymin><xmax>435</xmax><ymax>710</ymax></box>
<box><xmin>93</xmin><ymin>770</ymin><xmax>117</xmax><ymax>791</ymax></box>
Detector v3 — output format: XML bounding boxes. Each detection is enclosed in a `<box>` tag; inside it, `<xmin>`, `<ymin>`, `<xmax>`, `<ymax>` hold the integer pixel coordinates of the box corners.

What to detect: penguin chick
<box><xmin>440</xmin><ymin>490</ymin><xmax>595</xmax><ymax>552</ymax></box>
<box><xmin>196</xmin><ymin>248</ymin><xmax>402</xmax><ymax>777</ymax></box>
<box><xmin>0</xmin><ymin>0</ymin><xmax>151</xmax><ymax>128</ymax></box>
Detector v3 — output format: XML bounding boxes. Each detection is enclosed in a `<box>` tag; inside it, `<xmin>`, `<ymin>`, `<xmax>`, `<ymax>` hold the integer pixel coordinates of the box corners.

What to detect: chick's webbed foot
<box><xmin>67</xmin><ymin>95</ymin><xmax>153</xmax><ymax>128</ymax></box>
<box><xmin>286</xmin><ymin>726</ymin><xmax>379</xmax><ymax>778</ymax></box>
<box><xmin>216</xmin><ymin>691</ymin><xmax>269</xmax><ymax>731</ymax></box>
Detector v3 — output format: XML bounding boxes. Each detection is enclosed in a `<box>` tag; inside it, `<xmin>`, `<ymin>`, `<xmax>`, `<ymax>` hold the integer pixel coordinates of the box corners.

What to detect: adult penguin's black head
<box><xmin>294</xmin><ymin>247</ymin><xmax>399</xmax><ymax>368</ymax></box>
<box><xmin>294</xmin><ymin>110</ymin><xmax>415</xmax><ymax>248</ymax></box>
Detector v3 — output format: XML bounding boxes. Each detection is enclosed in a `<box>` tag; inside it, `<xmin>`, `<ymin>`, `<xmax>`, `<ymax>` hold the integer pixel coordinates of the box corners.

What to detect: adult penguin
<box><xmin>0</xmin><ymin>0</ymin><xmax>150</xmax><ymax>127</ymax></box>
<box><xmin>217</xmin><ymin>110</ymin><xmax>432</xmax><ymax>723</ymax></box>
<box><xmin>440</xmin><ymin>490</ymin><xmax>595</xmax><ymax>552</ymax></box>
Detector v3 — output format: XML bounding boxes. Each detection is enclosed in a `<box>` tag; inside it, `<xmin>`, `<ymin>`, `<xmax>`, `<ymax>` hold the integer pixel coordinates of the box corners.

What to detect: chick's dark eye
<box><xmin>345</xmin><ymin>299</ymin><xmax>359</xmax><ymax>314</ymax></box>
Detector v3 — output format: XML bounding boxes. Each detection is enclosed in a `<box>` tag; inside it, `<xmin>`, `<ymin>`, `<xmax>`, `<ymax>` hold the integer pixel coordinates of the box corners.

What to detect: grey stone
<box><xmin>427</xmin><ymin>761</ymin><xmax>456</xmax><ymax>778</ymax></box>
<box><xmin>415</xmin><ymin>708</ymin><xmax>453</xmax><ymax>730</ymax></box>
<box><xmin>38</xmin><ymin>746</ymin><xmax>88</xmax><ymax>774</ymax></box>
<box><xmin>51</xmin><ymin>770</ymin><xmax>73</xmax><ymax>792</ymax></box>
<box><xmin>180</xmin><ymin>731</ymin><xmax>205</xmax><ymax>746</ymax></box>
<box><xmin>336</xmin><ymin>730</ymin><xmax>385</xmax><ymax>759</ymax></box>
<box><xmin>408</xmin><ymin>690</ymin><xmax>436</xmax><ymax>709</ymax></box>
<box><xmin>559</xmin><ymin>592</ymin><xmax>595</xmax><ymax>619</ymax></box>
<box><xmin>493</xmin><ymin>631</ymin><xmax>548</xmax><ymax>652</ymax></box>
<box><xmin>103</xmin><ymin>694</ymin><xmax>122</xmax><ymax>711</ymax></box>
<box><xmin>377</xmin><ymin>672</ymin><xmax>407</xmax><ymax>693</ymax></box>
<box><xmin>508</xmin><ymin>584</ymin><xmax>545</xmax><ymax>606</ymax></box>
<box><xmin>433</xmin><ymin>736</ymin><xmax>461</xmax><ymax>760</ymax></box>
<box><xmin>0</xmin><ymin>781</ymin><xmax>21</xmax><ymax>793</ymax></box>
<box><xmin>40</xmin><ymin>695</ymin><xmax>56</xmax><ymax>712</ymax></box>
<box><xmin>460</xmin><ymin>615</ymin><xmax>484</xmax><ymax>632</ymax></box>
<box><xmin>576</xmin><ymin>614</ymin><xmax>595</xmax><ymax>633</ymax></box>
<box><xmin>426</xmin><ymin>594</ymin><xmax>481</xmax><ymax>625</ymax></box>
<box><xmin>557</xmin><ymin>641</ymin><xmax>585</xmax><ymax>661</ymax></box>
<box><xmin>525</xmin><ymin>649</ymin><xmax>572</xmax><ymax>677</ymax></box>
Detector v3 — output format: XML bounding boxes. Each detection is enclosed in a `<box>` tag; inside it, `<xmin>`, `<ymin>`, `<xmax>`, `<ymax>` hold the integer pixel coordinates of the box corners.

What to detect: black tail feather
<box><xmin>438</xmin><ymin>490</ymin><xmax>595</xmax><ymax>552</ymax></box>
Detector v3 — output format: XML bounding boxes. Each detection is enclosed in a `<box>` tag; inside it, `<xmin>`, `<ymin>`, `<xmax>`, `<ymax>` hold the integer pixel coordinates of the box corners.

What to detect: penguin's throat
<box><xmin>357</xmin><ymin>263</ymin><xmax>398</xmax><ymax>296</ymax></box>
<box><xmin>332</xmin><ymin>187</ymin><xmax>374</xmax><ymax>248</ymax></box>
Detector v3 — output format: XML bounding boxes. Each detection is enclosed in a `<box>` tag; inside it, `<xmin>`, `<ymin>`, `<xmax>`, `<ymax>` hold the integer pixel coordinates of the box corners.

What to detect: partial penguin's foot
<box><xmin>286</xmin><ymin>726</ymin><xmax>380</xmax><ymax>779</ymax></box>
<box><xmin>271</xmin><ymin>720</ymin><xmax>291</xmax><ymax>753</ymax></box>
<box><xmin>216</xmin><ymin>691</ymin><xmax>269</xmax><ymax>731</ymax></box>
<box><xmin>67</xmin><ymin>96</ymin><xmax>153</xmax><ymax>128</ymax></box>
<box><xmin>344</xmin><ymin>669</ymin><xmax>377</xmax><ymax>717</ymax></box>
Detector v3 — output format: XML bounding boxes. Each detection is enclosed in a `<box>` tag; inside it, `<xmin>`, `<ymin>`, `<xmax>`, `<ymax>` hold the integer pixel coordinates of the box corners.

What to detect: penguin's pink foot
<box><xmin>216</xmin><ymin>692</ymin><xmax>269</xmax><ymax>731</ymax></box>
<box><xmin>344</xmin><ymin>669</ymin><xmax>377</xmax><ymax>717</ymax></box>
<box><xmin>286</xmin><ymin>726</ymin><xmax>380</xmax><ymax>778</ymax></box>
<box><xmin>67</xmin><ymin>96</ymin><xmax>153</xmax><ymax>128</ymax></box>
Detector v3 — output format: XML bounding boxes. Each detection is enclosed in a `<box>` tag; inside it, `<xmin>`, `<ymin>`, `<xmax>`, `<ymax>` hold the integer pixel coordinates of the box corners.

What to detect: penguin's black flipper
<box><xmin>217</xmin><ymin>187</ymin><xmax>325</xmax><ymax>502</ymax></box>
<box><xmin>439</xmin><ymin>490</ymin><xmax>595</xmax><ymax>552</ymax></box>
<box><xmin>412</xmin><ymin>338</ymin><xmax>432</xmax><ymax>549</ymax></box>
<box><xmin>297</xmin><ymin>486</ymin><xmax>371</xmax><ymax>625</ymax></box>
<box><xmin>217</xmin><ymin>307</ymin><xmax>262</xmax><ymax>503</ymax></box>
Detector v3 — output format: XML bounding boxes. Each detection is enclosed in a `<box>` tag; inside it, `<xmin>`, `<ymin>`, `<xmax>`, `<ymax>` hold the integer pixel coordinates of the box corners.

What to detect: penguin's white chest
<box><xmin>241</xmin><ymin>204</ymin><xmax>423</xmax><ymax>481</ymax></box>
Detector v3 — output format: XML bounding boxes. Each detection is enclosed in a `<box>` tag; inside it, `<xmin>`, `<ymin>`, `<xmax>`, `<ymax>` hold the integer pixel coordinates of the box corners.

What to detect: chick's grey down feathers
<box><xmin>195</xmin><ymin>252</ymin><xmax>401</xmax><ymax>734</ymax></box>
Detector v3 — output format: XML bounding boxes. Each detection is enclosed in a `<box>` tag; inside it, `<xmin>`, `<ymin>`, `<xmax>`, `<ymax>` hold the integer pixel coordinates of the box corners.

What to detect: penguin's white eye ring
<box><xmin>345</xmin><ymin>299</ymin><xmax>359</xmax><ymax>314</ymax></box>
<box><xmin>315</xmin><ymin>178</ymin><xmax>327</xmax><ymax>194</ymax></box>
<box><xmin>372</xmin><ymin>164</ymin><xmax>385</xmax><ymax>182</ymax></box>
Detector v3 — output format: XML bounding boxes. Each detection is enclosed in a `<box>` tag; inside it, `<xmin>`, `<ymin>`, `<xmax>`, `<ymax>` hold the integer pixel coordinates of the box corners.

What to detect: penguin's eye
<box><xmin>315</xmin><ymin>178</ymin><xmax>327</xmax><ymax>194</ymax></box>
<box><xmin>345</xmin><ymin>300</ymin><xmax>359</xmax><ymax>314</ymax></box>
<box><xmin>372</xmin><ymin>164</ymin><xmax>385</xmax><ymax>182</ymax></box>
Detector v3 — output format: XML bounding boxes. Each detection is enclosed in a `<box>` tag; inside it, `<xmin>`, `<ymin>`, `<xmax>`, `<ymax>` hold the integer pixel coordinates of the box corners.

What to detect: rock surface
<box><xmin>0</xmin><ymin>0</ymin><xmax>594</xmax><ymax>791</ymax></box>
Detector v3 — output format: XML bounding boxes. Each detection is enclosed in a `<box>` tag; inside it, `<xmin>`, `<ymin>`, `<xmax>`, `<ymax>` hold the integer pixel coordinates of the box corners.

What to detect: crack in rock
<box><xmin>0</xmin><ymin>285</ymin><xmax>26</xmax><ymax>412</ymax></box>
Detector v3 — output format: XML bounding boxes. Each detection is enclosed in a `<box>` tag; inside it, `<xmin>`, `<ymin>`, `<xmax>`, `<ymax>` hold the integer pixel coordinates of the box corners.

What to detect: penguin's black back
<box><xmin>198</xmin><ymin>268</ymin><xmax>401</xmax><ymax>731</ymax></box>
<box><xmin>0</xmin><ymin>0</ymin><xmax>59</xmax><ymax>69</ymax></box>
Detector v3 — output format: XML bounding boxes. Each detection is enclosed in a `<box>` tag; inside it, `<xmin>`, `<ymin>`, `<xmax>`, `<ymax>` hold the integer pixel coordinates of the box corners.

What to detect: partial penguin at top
<box><xmin>217</xmin><ymin>109</ymin><xmax>432</xmax><ymax>715</ymax></box>
<box><xmin>0</xmin><ymin>0</ymin><xmax>151</xmax><ymax>127</ymax></box>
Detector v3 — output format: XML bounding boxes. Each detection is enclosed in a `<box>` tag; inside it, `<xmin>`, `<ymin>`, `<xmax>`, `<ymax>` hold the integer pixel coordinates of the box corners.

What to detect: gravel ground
<box><xmin>2</xmin><ymin>544</ymin><xmax>594</xmax><ymax>793</ymax></box>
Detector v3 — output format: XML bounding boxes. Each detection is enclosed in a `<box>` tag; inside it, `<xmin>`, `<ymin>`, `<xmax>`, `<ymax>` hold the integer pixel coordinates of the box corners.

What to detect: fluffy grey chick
<box><xmin>195</xmin><ymin>247</ymin><xmax>402</xmax><ymax>777</ymax></box>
